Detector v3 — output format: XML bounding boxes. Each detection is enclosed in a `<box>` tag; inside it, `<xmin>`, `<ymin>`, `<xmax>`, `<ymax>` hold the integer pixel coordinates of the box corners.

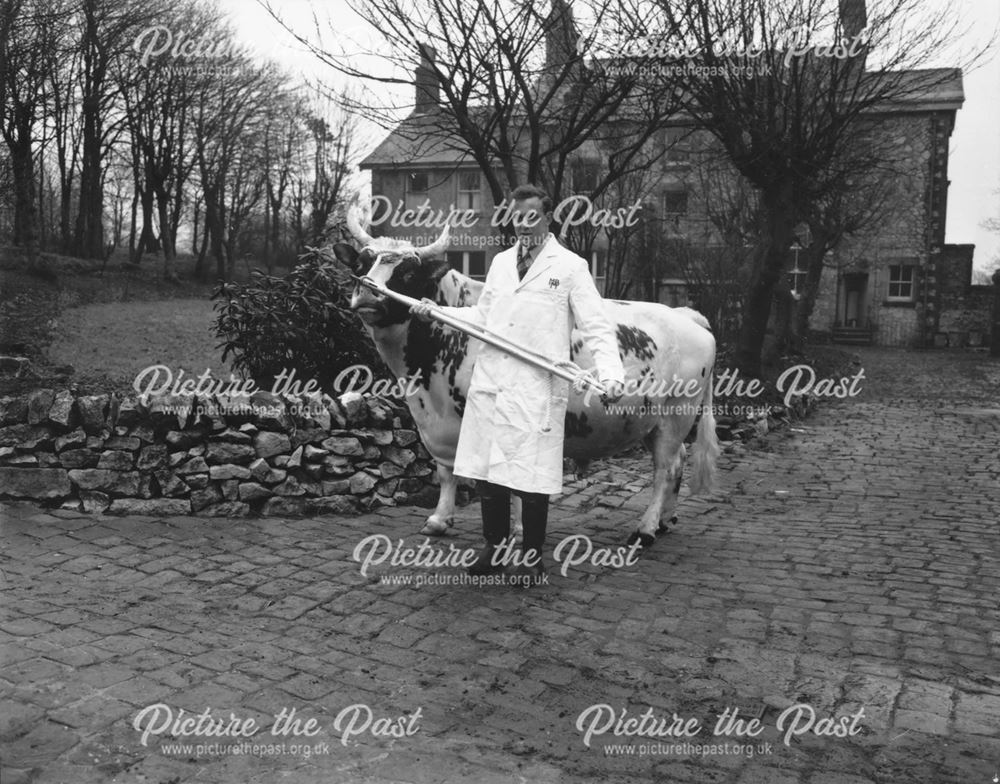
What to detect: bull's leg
<box><xmin>627</xmin><ymin>419</ymin><xmax>686</xmax><ymax>550</ymax></box>
<box><xmin>658</xmin><ymin>443</ymin><xmax>686</xmax><ymax>535</ymax></box>
<box><xmin>421</xmin><ymin>462</ymin><xmax>457</xmax><ymax>536</ymax></box>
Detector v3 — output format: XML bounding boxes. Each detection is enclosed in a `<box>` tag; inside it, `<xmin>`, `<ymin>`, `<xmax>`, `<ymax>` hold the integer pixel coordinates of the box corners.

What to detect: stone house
<box><xmin>359</xmin><ymin>7</ymin><xmax>988</xmax><ymax>348</ymax></box>
<box><xmin>359</xmin><ymin>60</ymin><xmax>737</xmax><ymax>308</ymax></box>
<box><xmin>805</xmin><ymin>72</ymin><xmax>991</xmax><ymax>347</ymax></box>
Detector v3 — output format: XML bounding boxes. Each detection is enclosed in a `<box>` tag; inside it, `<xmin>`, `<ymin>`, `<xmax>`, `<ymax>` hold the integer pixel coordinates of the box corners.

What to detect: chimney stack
<box><xmin>839</xmin><ymin>0</ymin><xmax>868</xmax><ymax>70</ymax></box>
<box><xmin>414</xmin><ymin>45</ymin><xmax>439</xmax><ymax>114</ymax></box>
<box><xmin>545</xmin><ymin>0</ymin><xmax>579</xmax><ymax>70</ymax></box>
<box><xmin>839</xmin><ymin>0</ymin><xmax>868</xmax><ymax>42</ymax></box>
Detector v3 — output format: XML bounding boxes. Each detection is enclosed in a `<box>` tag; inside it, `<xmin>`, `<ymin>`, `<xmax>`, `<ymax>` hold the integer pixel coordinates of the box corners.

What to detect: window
<box><xmin>405</xmin><ymin>171</ymin><xmax>429</xmax><ymax>211</ymax></box>
<box><xmin>662</xmin><ymin>189</ymin><xmax>688</xmax><ymax>218</ymax></box>
<box><xmin>457</xmin><ymin>171</ymin><xmax>482</xmax><ymax>212</ymax></box>
<box><xmin>659</xmin><ymin>279</ymin><xmax>688</xmax><ymax>307</ymax></box>
<box><xmin>571</xmin><ymin>159</ymin><xmax>600</xmax><ymax>193</ymax></box>
<box><xmin>887</xmin><ymin>264</ymin><xmax>915</xmax><ymax>301</ymax></box>
<box><xmin>446</xmin><ymin>250</ymin><xmax>487</xmax><ymax>281</ymax></box>
<box><xmin>467</xmin><ymin>251</ymin><xmax>486</xmax><ymax>279</ymax></box>
<box><xmin>591</xmin><ymin>251</ymin><xmax>606</xmax><ymax>295</ymax></box>
<box><xmin>659</xmin><ymin>128</ymin><xmax>690</xmax><ymax>162</ymax></box>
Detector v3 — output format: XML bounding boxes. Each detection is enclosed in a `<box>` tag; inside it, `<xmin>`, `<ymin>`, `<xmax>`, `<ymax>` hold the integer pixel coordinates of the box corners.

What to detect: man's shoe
<box><xmin>467</xmin><ymin>544</ymin><xmax>504</xmax><ymax>576</ymax></box>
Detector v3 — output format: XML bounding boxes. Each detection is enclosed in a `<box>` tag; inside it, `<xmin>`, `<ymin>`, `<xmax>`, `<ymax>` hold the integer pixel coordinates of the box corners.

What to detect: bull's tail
<box><xmin>688</xmin><ymin>372</ymin><xmax>720</xmax><ymax>494</ymax></box>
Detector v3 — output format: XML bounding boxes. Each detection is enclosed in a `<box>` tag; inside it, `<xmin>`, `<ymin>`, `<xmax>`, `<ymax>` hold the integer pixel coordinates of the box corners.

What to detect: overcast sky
<box><xmin>222</xmin><ymin>0</ymin><xmax>1000</xmax><ymax>271</ymax></box>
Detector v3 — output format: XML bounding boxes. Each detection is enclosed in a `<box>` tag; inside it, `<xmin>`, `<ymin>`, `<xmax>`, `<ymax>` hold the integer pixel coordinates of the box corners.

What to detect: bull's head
<box><xmin>333</xmin><ymin>208</ymin><xmax>451</xmax><ymax>328</ymax></box>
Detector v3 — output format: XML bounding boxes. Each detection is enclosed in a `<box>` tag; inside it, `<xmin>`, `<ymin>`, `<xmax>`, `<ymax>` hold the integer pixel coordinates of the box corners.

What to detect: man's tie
<box><xmin>517</xmin><ymin>244</ymin><xmax>531</xmax><ymax>281</ymax></box>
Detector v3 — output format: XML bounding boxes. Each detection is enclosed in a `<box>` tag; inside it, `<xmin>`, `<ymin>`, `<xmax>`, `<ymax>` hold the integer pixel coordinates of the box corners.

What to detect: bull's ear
<box><xmin>426</xmin><ymin>258</ymin><xmax>453</xmax><ymax>290</ymax></box>
<box><xmin>332</xmin><ymin>243</ymin><xmax>360</xmax><ymax>271</ymax></box>
<box><xmin>429</xmin><ymin>257</ymin><xmax>452</xmax><ymax>280</ymax></box>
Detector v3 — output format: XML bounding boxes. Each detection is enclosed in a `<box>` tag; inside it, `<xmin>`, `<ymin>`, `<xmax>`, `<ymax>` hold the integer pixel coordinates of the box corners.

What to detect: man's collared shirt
<box><xmin>516</xmin><ymin>233</ymin><xmax>551</xmax><ymax>280</ymax></box>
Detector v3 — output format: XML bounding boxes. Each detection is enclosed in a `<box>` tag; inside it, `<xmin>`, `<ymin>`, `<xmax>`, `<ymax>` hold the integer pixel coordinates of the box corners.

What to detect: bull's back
<box><xmin>381</xmin><ymin>291</ymin><xmax>714</xmax><ymax>468</ymax></box>
<box><xmin>564</xmin><ymin>301</ymin><xmax>715</xmax><ymax>460</ymax></box>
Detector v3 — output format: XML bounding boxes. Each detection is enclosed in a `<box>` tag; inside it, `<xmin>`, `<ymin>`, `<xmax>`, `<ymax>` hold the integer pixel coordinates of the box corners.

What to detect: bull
<box><xmin>332</xmin><ymin>221</ymin><xmax>720</xmax><ymax>548</ymax></box>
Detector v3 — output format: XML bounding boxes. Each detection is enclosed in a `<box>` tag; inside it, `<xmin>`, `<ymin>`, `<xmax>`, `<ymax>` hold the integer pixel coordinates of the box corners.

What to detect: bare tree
<box><xmin>667</xmin><ymin>149</ymin><xmax>760</xmax><ymax>345</ymax></box>
<box><xmin>191</xmin><ymin>54</ymin><xmax>287</xmax><ymax>280</ymax></box>
<box><xmin>263</xmin><ymin>0</ymin><xmax>686</xmax><ymax>248</ymax></box>
<box><xmin>790</xmin><ymin>124</ymin><xmax>901</xmax><ymax>346</ymax></box>
<box><xmin>305</xmin><ymin>96</ymin><xmax>361</xmax><ymax>246</ymax></box>
<box><xmin>37</xmin><ymin>1</ymin><xmax>83</xmax><ymax>253</ymax></box>
<box><xmin>638</xmin><ymin>0</ymin><xmax>989</xmax><ymax>375</ymax></box>
<box><xmin>980</xmin><ymin>187</ymin><xmax>1000</xmax><ymax>276</ymax></box>
<box><xmin>0</xmin><ymin>0</ymin><xmax>61</xmax><ymax>267</ymax></box>
<box><xmin>261</xmin><ymin>92</ymin><xmax>305</xmax><ymax>271</ymax></box>
<box><xmin>223</xmin><ymin>133</ymin><xmax>267</xmax><ymax>278</ymax></box>
<box><xmin>74</xmin><ymin>0</ymin><xmax>154</xmax><ymax>259</ymax></box>
<box><xmin>115</xmin><ymin>0</ymin><xmax>213</xmax><ymax>277</ymax></box>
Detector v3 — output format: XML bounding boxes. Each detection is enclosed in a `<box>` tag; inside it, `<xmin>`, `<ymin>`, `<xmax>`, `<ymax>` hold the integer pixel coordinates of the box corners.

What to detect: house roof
<box><xmin>361</xmin><ymin>67</ymin><xmax>964</xmax><ymax>170</ymax></box>
<box><xmin>864</xmin><ymin>68</ymin><xmax>964</xmax><ymax>112</ymax></box>
<box><xmin>360</xmin><ymin>111</ymin><xmax>478</xmax><ymax>169</ymax></box>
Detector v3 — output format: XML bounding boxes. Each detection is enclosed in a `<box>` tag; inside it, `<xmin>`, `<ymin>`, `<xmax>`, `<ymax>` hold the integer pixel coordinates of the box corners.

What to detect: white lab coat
<box><xmin>437</xmin><ymin>234</ymin><xmax>625</xmax><ymax>494</ymax></box>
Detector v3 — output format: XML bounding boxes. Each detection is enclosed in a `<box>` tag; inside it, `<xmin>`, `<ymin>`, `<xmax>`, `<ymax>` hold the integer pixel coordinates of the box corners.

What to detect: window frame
<box><xmin>590</xmin><ymin>250</ymin><xmax>606</xmax><ymax>295</ymax></box>
<box><xmin>456</xmin><ymin>170</ymin><xmax>482</xmax><ymax>213</ymax></box>
<box><xmin>661</xmin><ymin>189</ymin><xmax>688</xmax><ymax>220</ymax></box>
<box><xmin>570</xmin><ymin>159</ymin><xmax>600</xmax><ymax>194</ymax></box>
<box><xmin>405</xmin><ymin>171</ymin><xmax>430</xmax><ymax>212</ymax></box>
<box><xmin>659</xmin><ymin>127</ymin><xmax>691</xmax><ymax>163</ymax></box>
<box><xmin>658</xmin><ymin>277</ymin><xmax>688</xmax><ymax>307</ymax></box>
<box><xmin>887</xmin><ymin>263</ymin><xmax>915</xmax><ymax>302</ymax></box>
<box><xmin>446</xmin><ymin>250</ymin><xmax>488</xmax><ymax>282</ymax></box>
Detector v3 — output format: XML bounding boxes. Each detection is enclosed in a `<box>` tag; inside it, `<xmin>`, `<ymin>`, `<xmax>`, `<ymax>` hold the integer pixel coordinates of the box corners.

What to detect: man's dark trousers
<box><xmin>475</xmin><ymin>480</ymin><xmax>548</xmax><ymax>569</ymax></box>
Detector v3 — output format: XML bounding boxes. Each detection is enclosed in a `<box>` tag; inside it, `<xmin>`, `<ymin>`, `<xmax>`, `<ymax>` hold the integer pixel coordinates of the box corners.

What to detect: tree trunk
<box><xmin>75</xmin><ymin>93</ymin><xmax>105</xmax><ymax>259</ymax></box>
<box><xmin>37</xmin><ymin>155</ymin><xmax>46</xmax><ymax>249</ymax></box>
<box><xmin>9</xmin><ymin>133</ymin><xmax>39</xmax><ymax>267</ymax></box>
<box><xmin>133</xmin><ymin>186</ymin><xmax>157</xmax><ymax>262</ymax></box>
<box><xmin>734</xmin><ymin>187</ymin><xmax>798</xmax><ymax>377</ymax></box>
<box><xmin>192</xmin><ymin>198</ymin><xmax>200</xmax><ymax>255</ymax></box>
<box><xmin>203</xmin><ymin>195</ymin><xmax>226</xmax><ymax>280</ymax></box>
<box><xmin>59</xmin><ymin>181</ymin><xmax>74</xmax><ymax>253</ymax></box>
<box><xmin>155</xmin><ymin>188</ymin><xmax>177</xmax><ymax>281</ymax></box>
<box><xmin>263</xmin><ymin>195</ymin><xmax>271</xmax><ymax>273</ymax></box>
<box><xmin>128</xmin><ymin>187</ymin><xmax>138</xmax><ymax>262</ymax></box>
<box><xmin>73</xmin><ymin>0</ymin><xmax>106</xmax><ymax>260</ymax></box>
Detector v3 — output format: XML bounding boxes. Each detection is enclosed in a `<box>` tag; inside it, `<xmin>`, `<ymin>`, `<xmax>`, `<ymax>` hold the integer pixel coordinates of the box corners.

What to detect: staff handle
<box><xmin>355</xmin><ymin>276</ymin><xmax>607</xmax><ymax>395</ymax></box>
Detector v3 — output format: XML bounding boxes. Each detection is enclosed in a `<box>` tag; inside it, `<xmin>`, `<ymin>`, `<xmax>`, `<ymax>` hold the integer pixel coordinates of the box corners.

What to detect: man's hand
<box><xmin>571</xmin><ymin>368</ymin><xmax>597</xmax><ymax>394</ymax></box>
<box><xmin>601</xmin><ymin>380</ymin><xmax>625</xmax><ymax>405</ymax></box>
<box><xmin>409</xmin><ymin>298</ymin><xmax>437</xmax><ymax>322</ymax></box>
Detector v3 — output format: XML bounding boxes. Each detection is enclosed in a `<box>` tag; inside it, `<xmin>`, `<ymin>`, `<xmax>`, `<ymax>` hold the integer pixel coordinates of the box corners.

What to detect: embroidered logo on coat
<box><xmin>548</xmin><ymin>278</ymin><xmax>560</xmax><ymax>289</ymax></box>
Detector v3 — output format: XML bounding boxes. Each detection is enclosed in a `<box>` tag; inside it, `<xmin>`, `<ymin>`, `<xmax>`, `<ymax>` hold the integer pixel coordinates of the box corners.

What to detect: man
<box><xmin>411</xmin><ymin>183</ymin><xmax>625</xmax><ymax>583</ymax></box>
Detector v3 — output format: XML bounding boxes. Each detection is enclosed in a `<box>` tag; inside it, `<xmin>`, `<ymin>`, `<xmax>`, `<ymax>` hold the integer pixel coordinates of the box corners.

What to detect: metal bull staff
<box><xmin>332</xmin><ymin>184</ymin><xmax>721</xmax><ymax>565</ymax></box>
<box><xmin>405</xmin><ymin>184</ymin><xmax>625</xmax><ymax>582</ymax></box>
<box><xmin>355</xmin><ymin>273</ymin><xmax>609</xmax><ymax>396</ymax></box>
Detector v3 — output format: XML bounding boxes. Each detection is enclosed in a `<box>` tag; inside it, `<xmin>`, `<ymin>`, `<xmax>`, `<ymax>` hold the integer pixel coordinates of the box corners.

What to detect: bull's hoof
<box><xmin>626</xmin><ymin>531</ymin><xmax>656</xmax><ymax>549</ymax></box>
<box><xmin>657</xmin><ymin>515</ymin><xmax>679</xmax><ymax>535</ymax></box>
<box><xmin>420</xmin><ymin>516</ymin><xmax>453</xmax><ymax>536</ymax></box>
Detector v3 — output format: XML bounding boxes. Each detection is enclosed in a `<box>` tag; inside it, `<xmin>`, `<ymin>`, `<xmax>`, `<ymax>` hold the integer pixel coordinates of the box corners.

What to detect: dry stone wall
<box><xmin>0</xmin><ymin>389</ymin><xmax>438</xmax><ymax>516</ymax></box>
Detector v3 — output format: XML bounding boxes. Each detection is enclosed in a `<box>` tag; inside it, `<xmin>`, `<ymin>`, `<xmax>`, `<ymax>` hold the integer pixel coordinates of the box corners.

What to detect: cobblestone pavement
<box><xmin>2</xmin><ymin>347</ymin><xmax>999</xmax><ymax>784</ymax></box>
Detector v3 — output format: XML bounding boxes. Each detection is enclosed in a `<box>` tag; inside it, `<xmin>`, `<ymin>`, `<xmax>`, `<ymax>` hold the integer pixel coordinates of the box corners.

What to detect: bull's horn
<box><xmin>346</xmin><ymin>205</ymin><xmax>377</xmax><ymax>247</ymax></box>
<box><xmin>417</xmin><ymin>225</ymin><xmax>451</xmax><ymax>259</ymax></box>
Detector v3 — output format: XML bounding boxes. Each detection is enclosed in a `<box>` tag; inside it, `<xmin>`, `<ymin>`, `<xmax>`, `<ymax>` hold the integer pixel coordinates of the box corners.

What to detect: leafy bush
<box><xmin>212</xmin><ymin>248</ymin><xmax>389</xmax><ymax>393</ymax></box>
